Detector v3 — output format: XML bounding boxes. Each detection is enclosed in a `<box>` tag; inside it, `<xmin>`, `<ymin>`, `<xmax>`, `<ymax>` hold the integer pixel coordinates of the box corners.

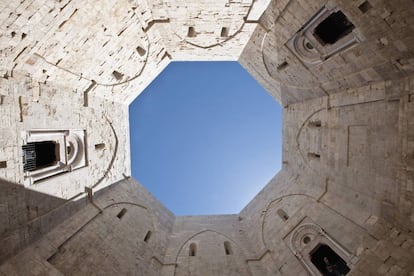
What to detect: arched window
<box><xmin>136</xmin><ymin>46</ymin><xmax>146</xmax><ymax>56</ymax></box>
<box><xmin>224</xmin><ymin>241</ymin><xmax>233</xmax><ymax>255</ymax></box>
<box><xmin>144</xmin><ymin>231</ymin><xmax>152</xmax><ymax>242</ymax></box>
<box><xmin>189</xmin><ymin>243</ymin><xmax>196</xmax><ymax>256</ymax></box>
<box><xmin>277</xmin><ymin>209</ymin><xmax>289</xmax><ymax>221</ymax></box>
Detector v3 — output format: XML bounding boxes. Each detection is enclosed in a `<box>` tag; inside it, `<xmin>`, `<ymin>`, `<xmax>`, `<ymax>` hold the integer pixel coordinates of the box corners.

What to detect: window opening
<box><xmin>0</xmin><ymin>161</ymin><xmax>6</xmax><ymax>168</ymax></box>
<box><xmin>310</xmin><ymin>244</ymin><xmax>350</xmax><ymax>276</ymax></box>
<box><xmin>314</xmin><ymin>11</ymin><xmax>355</xmax><ymax>45</ymax></box>
<box><xmin>309</xmin><ymin>120</ymin><xmax>322</xmax><ymax>127</ymax></box>
<box><xmin>23</xmin><ymin>141</ymin><xmax>57</xmax><ymax>172</ymax></box>
<box><xmin>112</xmin><ymin>70</ymin><xmax>124</xmax><ymax>80</ymax></box>
<box><xmin>277</xmin><ymin>209</ymin><xmax>289</xmax><ymax>221</ymax></box>
<box><xmin>117</xmin><ymin>208</ymin><xmax>127</xmax><ymax>219</ymax></box>
<box><xmin>308</xmin><ymin>152</ymin><xmax>321</xmax><ymax>159</ymax></box>
<box><xmin>95</xmin><ymin>143</ymin><xmax>105</xmax><ymax>150</ymax></box>
<box><xmin>358</xmin><ymin>1</ymin><xmax>372</xmax><ymax>13</ymax></box>
<box><xmin>277</xmin><ymin>61</ymin><xmax>289</xmax><ymax>71</ymax></box>
<box><xmin>144</xmin><ymin>231</ymin><xmax>152</xmax><ymax>242</ymax></box>
<box><xmin>187</xmin><ymin>27</ymin><xmax>196</xmax><ymax>37</ymax></box>
<box><xmin>189</xmin><ymin>243</ymin><xmax>197</xmax><ymax>256</ymax></box>
<box><xmin>136</xmin><ymin>46</ymin><xmax>146</xmax><ymax>56</ymax></box>
<box><xmin>220</xmin><ymin>27</ymin><xmax>229</xmax><ymax>37</ymax></box>
<box><xmin>303</xmin><ymin>236</ymin><xmax>311</xmax><ymax>244</ymax></box>
<box><xmin>224</xmin><ymin>241</ymin><xmax>233</xmax><ymax>255</ymax></box>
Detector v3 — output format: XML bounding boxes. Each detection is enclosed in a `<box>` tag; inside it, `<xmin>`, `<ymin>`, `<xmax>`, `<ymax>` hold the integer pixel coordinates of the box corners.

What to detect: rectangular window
<box><xmin>22</xmin><ymin>129</ymin><xmax>87</xmax><ymax>185</ymax></box>
<box><xmin>311</xmin><ymin>244</ymin><xmax>350</xmax><ymax>275</ymax></box>
<box><xmin>314</xmin><ymin>11</ymin><xmax>355</xmax><ymax>45</ymax></box>
<box><xmin>23</xmin><ymin>141</ymin><xmax>57</xmax><ymax>172</ymax></box>
<box><xmin>117</xmin><ymin>208</ymin><xmax>127</xmax><ymax>219</ymax></box>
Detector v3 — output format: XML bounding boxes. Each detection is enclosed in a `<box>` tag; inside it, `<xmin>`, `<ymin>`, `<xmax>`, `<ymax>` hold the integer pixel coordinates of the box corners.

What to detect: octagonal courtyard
<box><xmin>0</xmin><ymin>0</ymin><xmax>413</xmax><ymax>275</ymax></box>
<box><xmin>129</xmin><ymin>61</ymin><xmax>282</xmax><ymax>215</ymax></box>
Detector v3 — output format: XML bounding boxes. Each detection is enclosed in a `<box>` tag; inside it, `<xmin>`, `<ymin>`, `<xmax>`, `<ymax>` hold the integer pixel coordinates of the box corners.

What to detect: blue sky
<box><xmin>129</xmin><ymin>61</ymin><xmax>282</xmax><ymax>216</ymax></box>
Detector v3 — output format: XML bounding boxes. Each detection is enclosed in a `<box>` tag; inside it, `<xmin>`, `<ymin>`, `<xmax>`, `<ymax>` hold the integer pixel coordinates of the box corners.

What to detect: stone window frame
<box><xmin>22</xmin><ymin>129</ymin><xmax>87</xmax><ymax>186</ymax></box>
<box><xmin>284</xmin><ymin>218</ymin><xmax>357</xmax><ymax>275</ymax></box>
<box><xmin>286</xmin><ymin>6</ymin><xmax>362</xmax><ymax>66</ymax></box>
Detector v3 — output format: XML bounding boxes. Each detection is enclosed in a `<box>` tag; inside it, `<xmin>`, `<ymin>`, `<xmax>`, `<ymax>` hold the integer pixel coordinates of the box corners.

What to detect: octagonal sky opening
<box><xmin>129</xmin><ymin>61</ymin><xmax>282</xmax><ymax>216</ymax></box>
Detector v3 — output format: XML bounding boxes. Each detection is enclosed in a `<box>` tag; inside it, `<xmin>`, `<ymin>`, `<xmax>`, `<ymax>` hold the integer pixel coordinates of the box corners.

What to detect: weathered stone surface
<box><xmin>0</xmin><ymin>0</ymin><xmax>414</xmax><ymax>275</ymax></box>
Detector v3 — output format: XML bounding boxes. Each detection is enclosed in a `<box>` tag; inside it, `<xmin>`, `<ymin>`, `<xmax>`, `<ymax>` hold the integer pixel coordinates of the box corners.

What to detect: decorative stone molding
<box><xmin>22</xmin><ymin>129</ymin><xmax>87</xmax><ymax>186</ymax></box>
<box><xmin>286</xmin><ymin>6</ymin><xmax>362</xmax><ymax>66</ymax></box>
<box><xmin>284</xmin><ymin>217</ymin><xmax>356</xmax><ymax>276</ymax></box>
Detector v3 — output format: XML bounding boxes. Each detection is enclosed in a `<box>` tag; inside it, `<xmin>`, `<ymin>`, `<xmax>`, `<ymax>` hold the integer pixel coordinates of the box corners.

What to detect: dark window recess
<box><xmin>189</xmin><ymin>243</ymin><xmax>197</xmax><ymax>256</ymax></box>
<box><xmin>224</xmin><ymin>241</ymin><xmax>233</xmax><ymax>255</ymax></box>
<box><xmin>112</xmin><ymin>70</ymin><xmax>124</xmax><ymax>80</ymax></box>
<box><xmin>0</xmin><ymin>161</ymin><xmax>6</xmax><ymax>168</ymax></box>
<box><xmin>309</xmin><ymin>120</ymin><xmax>322</xmax><ymax>127</ymax></box>
<box><xmin>187</xmin><ymin>27</ymin><xmax>196</xmax><ymax>37</ymax></box>
<box><xmin>358</xmin><ymin>1</ymin><xmax>372</xmax><ymax>14</ymax></box>
<box><xmin>144</xmin><ymin>231</ymin><xmax>152</xmax><ymax>242</ymax></box>
<box><xmin>277</xmin><ymin>61</ymin><xmax>289</xmax><ymax>71</ymax></box>
<box><xmin>277</xmin><ymin>209</ymin><xmax>289</xmax><ymax>221</ymax></box>
<box><xmin>308</xmin><ymin>152</ymin><xmax>321</xmax><ymax>159</ymax></box>
<box><xmin>220</xmin><ymin>27</ymin><xmax>229</xmax><ymax>37</ymax></box>
<box><xmin>310</xmin><ymin>244</ymin><xmax>350</xmax><ymax>275</ymax></box>
<box><xmin>136</xmin><ymin>46</ymin><xmax>146</xmax><ymax>56</ymax></box>
<box><xmin>95</xmin><ymin>143</ymin><xmax>105</xmax><ymax>150</ymax></box>
<box><xmin>22</xmin><ymin>141</ymin><xmax>57</xmax><ymax>172</ymax></box>
<box><xmin>117</xmin><ymin>208</ymin><xmax>127</xmax><ymax>219</ymax></box>
<box><xmin>314</xmin><ymin>11</ymin><xmax>355</xmax><ymax>45</ymax></box>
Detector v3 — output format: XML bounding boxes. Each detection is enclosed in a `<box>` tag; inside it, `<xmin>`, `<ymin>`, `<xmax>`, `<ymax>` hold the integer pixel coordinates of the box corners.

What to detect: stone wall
<box><xmin>238</xmin><ymin>75</ymin><xmax>414</xmax><ymax>275</ymax></box>
<box><xmin>239</xmin><ymin>0</ymin><xmax>414</xmax><ymax>105</ymax></box>
<box><xmin>0</xmin><ymin>178</ymin><xmax>87</xmax><ymax>264</ymax></box>
<box><xmin>0</xmin><ymin>0</ymin><xmax>413</xmax><ymax>275</ymax></box>
<box><xmin>0</xmin><ymin>72</ymin><xmax>130</xmax><ymax>198</ymax></box>
<box><xmin>0</xmin><ymin>178</ymin><xmax>175</xmax><ymax>275</ymax></box>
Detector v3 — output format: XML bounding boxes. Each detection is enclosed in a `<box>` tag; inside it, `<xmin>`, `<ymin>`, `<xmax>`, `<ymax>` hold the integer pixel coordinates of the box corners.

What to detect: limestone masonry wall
<box><xmin>0</xmin><ymin>0</ymin><xmax>413</xmax><ymax>275</ymax></box>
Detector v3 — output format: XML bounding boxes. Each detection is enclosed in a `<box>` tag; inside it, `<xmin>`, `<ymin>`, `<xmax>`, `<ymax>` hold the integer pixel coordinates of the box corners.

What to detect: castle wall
<box><xmin>0</xmin><ymin>178</ymin><xmax>175</xmax><ymax>275</ymax></box>
<box><xmin>239</xmin><ymin>75</ymin><xmax>414</xmax><ymax>275</ymax></box>
<box><xmin>0</xmin><ymin>0</ymin><xmax>413</xmax><ymax>275</ymax></box>
<box><xmin>239</xmin><ymin>0</ymin><xmax>414</xmax><ymax>105</ymax></box>
<box><xmin>0</xmin><ymin>73</ymin><xmax>130</xmax><ymax>198</ymax></box>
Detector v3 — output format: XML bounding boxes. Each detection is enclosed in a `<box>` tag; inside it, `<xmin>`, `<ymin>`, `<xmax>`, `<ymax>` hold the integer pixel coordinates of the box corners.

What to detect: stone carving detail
<box><xmin>286</xmin><ymin>6</ymin><xmax>362</xmax><ymax>66</ymax></box>
<box><xmin>22</xmin><ymin>129</ymin><xmax>87</xmax><ymax>186</ymax></box>
<box><xmin>284</xmin><ymin>217</ymin><xmax>355</xmax><ymax>275</ymax></box>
